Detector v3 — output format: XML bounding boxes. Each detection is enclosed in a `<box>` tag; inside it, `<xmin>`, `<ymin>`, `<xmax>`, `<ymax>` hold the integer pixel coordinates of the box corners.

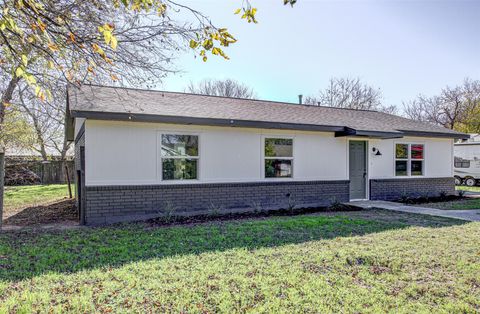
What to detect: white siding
<box><xmin>84</xmin><ymin>120</ymin><xmax>348</xmax><ymax>186</ymax></box>
<box><xmin>368</xmin><ymin>137</ymin><xmax>453</xmax><ymax>179</ymax></box>
<box><xmin>84</xmin><ymin>120</ymin><xmax>454</xmax><ymax>186</ymax></box>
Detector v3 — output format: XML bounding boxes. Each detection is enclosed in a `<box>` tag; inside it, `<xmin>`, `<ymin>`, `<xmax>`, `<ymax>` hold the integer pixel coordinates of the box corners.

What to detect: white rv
<box><xmin>454</xmin><ymin>134</ymin><xmax>480</xmax><ymax>186</ymax></box>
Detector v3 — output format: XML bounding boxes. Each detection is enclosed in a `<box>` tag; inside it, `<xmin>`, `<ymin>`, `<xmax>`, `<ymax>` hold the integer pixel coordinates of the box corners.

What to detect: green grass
<box><xmin>0</xmin><ymin>212</ymin><xmax>478</xmax><ymax>313</ymax></box>
<box><xmin>4</xmin><ymin>184</ymin><xmax>70</xmax><ymax>210</ymax></box>
<box><xmin>423</xmin><ymin>198</ymin><xmax>480</xmax><ymax>210</ymax></box>
<box><xmin>457</xmin><ymin>186</ymin><xmax>480</xmax><ymax>192</ymax></box>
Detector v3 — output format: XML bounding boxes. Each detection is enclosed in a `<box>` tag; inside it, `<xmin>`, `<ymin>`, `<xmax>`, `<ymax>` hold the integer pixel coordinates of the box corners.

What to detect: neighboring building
<box><xmin>66</xmin><ymin>85</ymin><xmax>468</xmax><ymax>225</ymax></box>
<box><xmin>454</xmin><ymin>134</ymin><xmax>480</xmax><ymax>186</ymax></box>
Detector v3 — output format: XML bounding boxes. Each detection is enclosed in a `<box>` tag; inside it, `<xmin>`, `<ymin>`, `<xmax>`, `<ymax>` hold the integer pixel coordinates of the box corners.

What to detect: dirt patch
<box><xmin>3</xmin><ymin>199</ymin><xmax>78</xmax><ymax>226</ymax></box>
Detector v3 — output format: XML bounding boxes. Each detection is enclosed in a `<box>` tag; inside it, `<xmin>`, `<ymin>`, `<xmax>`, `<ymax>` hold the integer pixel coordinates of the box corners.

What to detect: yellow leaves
<box><xmin>202</xmin><ymin>39</ymin><xmax>213</xmax><ymax>50</ymax></box>
<box><xmin>68</xmin><ymin>32</ymin><xmax>76</xmax><ymax>43</ymax></box>
<box><xmin>92</xmin><ymin>43</ymin><xmax>105</xmax><ymax>58</ymax></box>
<box><xmin>110</xmin><ymin>36</ymin><xmax>118</xmax><ymax>50</ymax></box>
<box><xmin>189</xmin><ymin>39</ymin><xmax>199</xmax><ymax>49</ymax></box>
<box><xmin>234</xmin><ymin>8</ymin><xmax>241</xmax><ymax>15</ymax></box>
<box><xmin>37</xmin><ymin>19</ymin><xmax>46</xmax><ymax>32</ymax></box>
<box><xmin>66</xmin><ymin>71</ymin><xmax>74</xmax><ymax>82</ymax></box>
<box><xmin>15</xmin><ymin>67</ymin><xmax>24</xmax><ymax>78</ymax></box>
<box><xmin>21</xmin><ymin>55</ymin><xmax>28</xmax><ymax>66</ymax></box>
<box><xmin>98</xmin><ymin>23</ymin><xmax>118</xmax><ymax>50</ymax></box>
<box><xmin>157</xmin><ymin>3</ymin><xmax>167</xmax><ymax>16</ymax></box>
<box><xmin>190</xmin><ymin>27</ymin><xmax>237</xmax><ymax>63</ymax></box>
<box><xmin>24</xmin><ymin>73</ymin><xmax>37</xmax><ymax>85</ymax></box>
<box><xmin>48</xmin><ymin>42</ymin><xmax>59</xmax><ymax>52</ymax></box>
<box><xmin>110</xmin><ymin>73</ymin><xmax>119</xmax><ymax>81</ymax></box>
<box><xmin>239</xmin><ymin>7</ymin><xmax>258</xmax><ymax>23</ymax></box>
<box><xmin>104</xmin><ymin>57</ymin><xmax>114</xmax><ymax>65</ymax></box>
<box><xmin>47</xmin><ymin>60</ymin><xmax>54</xmax><ymax>69</ymax></box>
<box><xmin>32</xmin><ymin>85</ymin><xmax>52</xmax><ymax>102</ymax></box>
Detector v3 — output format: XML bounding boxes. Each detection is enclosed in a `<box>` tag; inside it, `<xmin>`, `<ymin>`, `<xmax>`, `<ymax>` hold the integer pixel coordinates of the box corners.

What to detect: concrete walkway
<box><xmin>348</xmin><ymin>200</ymin><xmax>480</xmax><ymax>222</ymax></box>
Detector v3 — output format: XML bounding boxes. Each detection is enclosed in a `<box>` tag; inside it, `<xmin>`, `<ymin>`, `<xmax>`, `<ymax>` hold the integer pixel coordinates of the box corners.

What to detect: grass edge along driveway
<box><xmin>0</xmin><ymin>212</ymin><xmax>479</xmax><ymax>313</ymax></box>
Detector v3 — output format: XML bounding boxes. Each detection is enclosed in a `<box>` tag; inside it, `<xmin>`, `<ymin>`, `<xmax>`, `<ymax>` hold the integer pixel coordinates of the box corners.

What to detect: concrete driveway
<box><xmin>348</xmin><ymin>200</ymin><xmax>480</xmax><ymax>222</ymax></box>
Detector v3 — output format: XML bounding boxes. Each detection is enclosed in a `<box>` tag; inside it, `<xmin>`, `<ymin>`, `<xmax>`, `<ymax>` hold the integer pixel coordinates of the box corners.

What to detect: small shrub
<box><xmin>207</xmin><ymin>201</ymin><xmax>223</xmax><ymax>217</ymax></box>
<box><xmin>162</xmin><ymin>201</ymin><xmax>178</xmax><ymax>223</ymax></box>
<box><xmin>286</xmin><ymin>193</ymin><xmax>297</xmax><ymax>213</ymax></box>
<box><xmin>250</xmin><ymin>200</ymin><xmax>263</xmax><ymax>213</ymax></box>
<box><xmin>329</xmin><ymin>197</ymin><xmax>344</xmax><ymax>211</ymax></box>
<box><xmin>399</xmin><ymin>193</ymin><xmax>410</xmax><ymax>204</ymax></box>
<box><xmin>418</xmin><ymin>193</ymin><xmax>429</xmax><ymax>203</ymax></box>
<box><xmin>439</xmin><ymin>191</ymin><xmax>448</xmax><ymax>201</ymax></box>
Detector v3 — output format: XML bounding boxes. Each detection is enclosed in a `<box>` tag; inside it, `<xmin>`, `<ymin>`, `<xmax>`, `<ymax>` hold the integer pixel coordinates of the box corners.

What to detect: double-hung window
<box><xmin>161</xmin><ymin>134</ymin><xmax>199</xmax><ymax>180</ymax></box>
<box><xmin>395</xmin><ymin>143</ymin><xmax>424</xmax><ymax>176</ymax></box>
<box><xmin>264</xmin><ymin>138</ymin><xmax>293</xmax><ymax>178</ymax></box>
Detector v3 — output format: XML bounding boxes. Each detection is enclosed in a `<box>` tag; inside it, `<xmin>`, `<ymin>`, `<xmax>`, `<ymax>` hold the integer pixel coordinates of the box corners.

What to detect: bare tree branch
<box><xmin>186</xmin><ymin>78</ymin><xmax>257</xmax><ymax>99</ymax></box>
<box><xmin>305</xmin><ymin>77</ymin><xmax>397</xmax><ymax>114</ymax></box>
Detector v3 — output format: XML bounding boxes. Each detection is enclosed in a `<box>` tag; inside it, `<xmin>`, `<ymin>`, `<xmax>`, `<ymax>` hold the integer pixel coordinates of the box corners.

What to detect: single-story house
<box><xmin>66</xmin><ymin>85</ymin><xmax>469</xmax><ymax>225</ymax></box>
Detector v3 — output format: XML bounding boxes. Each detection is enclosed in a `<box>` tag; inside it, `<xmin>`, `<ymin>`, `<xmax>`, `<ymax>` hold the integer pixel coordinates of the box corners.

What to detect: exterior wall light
<box><xmin>372</xmin><ymin>147</ymin><xmax>382</xmax><ymax>156</ymax></box>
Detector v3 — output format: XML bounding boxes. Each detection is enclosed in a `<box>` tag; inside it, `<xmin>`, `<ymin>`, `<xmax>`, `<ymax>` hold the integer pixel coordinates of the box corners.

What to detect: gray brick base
<box><xmin>84</xmin><ymin>180</ymin><xmax>349</xmax><ymax>225</ymax></box>
<box><xmin>369</xmin><ymin>177</ymin><xmax>455</xmax><ymax>201</ymax></box>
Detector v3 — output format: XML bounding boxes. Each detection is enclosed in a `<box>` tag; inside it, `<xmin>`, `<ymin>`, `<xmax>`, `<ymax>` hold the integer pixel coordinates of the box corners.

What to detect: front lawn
<box><xmin>422</xmin><ymin>198</ymin><xmax>480</xmax><ymax>210</ymax></box>
<box><xmin>1</xmin><ymin>211</ymin><xmax>478</xmax><ymax>313</ymax></box>
<box><xmin>456</xmin><ymin>186</ymin><xmax>480</xmax><ymax>192</ymax></box>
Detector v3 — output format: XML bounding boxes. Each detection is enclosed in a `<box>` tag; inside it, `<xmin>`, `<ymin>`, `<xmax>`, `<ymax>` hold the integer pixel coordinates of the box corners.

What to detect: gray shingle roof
<box><xmin>67</xmin><ymin>84</ymin><xmax>468</xmax><ymax>139</ymax></box>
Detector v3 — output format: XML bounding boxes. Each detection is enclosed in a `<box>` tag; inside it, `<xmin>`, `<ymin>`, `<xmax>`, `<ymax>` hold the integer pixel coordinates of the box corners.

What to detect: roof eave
<box><xmin>399</xmin><ymin>130</ymin><xmax>470</xmax><ymax>140</ymax></box>
<box><xmin>70</xmin><ymin>110</ymin><xmax>346</xmax><ymax>133</ymax></box>
<box><xmin>70</xmin><ymin>110</ymin><xmax>470</xmax><ymax>140</ymax></box>
<box><xmin>335</xmin><ymin>127</ymin><xmax>403</xmax><ymax>139</ymax></box>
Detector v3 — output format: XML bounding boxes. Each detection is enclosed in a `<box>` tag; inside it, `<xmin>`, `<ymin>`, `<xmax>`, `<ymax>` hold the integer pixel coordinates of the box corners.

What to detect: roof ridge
<box><xmin>80</xmin><ymin>83</ymin><xmax>381</xmax><ymax>113</ymax></box>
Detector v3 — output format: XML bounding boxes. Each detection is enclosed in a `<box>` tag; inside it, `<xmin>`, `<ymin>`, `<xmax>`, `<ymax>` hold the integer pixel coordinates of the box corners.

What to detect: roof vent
<box><xmin>298</xmin><ymin>94</ymin><xmax>303</xmax><ymax>105</ymax></box>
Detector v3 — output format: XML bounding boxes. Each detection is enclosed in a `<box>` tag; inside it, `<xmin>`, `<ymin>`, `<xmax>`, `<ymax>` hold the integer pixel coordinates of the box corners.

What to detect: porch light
<box><xmin>372</xmin><ymin>147</ymin><xmax>382</xmax><ymax>156</ymax></box>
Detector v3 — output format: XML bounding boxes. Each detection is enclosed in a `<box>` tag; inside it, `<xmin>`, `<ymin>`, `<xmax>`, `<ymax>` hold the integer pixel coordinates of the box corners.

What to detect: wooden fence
<box><xmin>5</xmin><ymin>157</ymin><xmax>75</xmax><ymax>186</ymax></box>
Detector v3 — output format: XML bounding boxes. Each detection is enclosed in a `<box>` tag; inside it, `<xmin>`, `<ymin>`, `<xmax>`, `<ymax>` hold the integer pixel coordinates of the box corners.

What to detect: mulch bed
<box><xmin>3</xmin><ymin>199</ymin><xmax>77</xmax><ymax>226</ymax></box>
<box><xmin>147</xmin><ymin>204</ymin><xmax>360</xmax><ymax>227</ymax></box>
<box><xmin>396</xmin><ymin>195</ymin><xmax>464</xmax><ymax>205</ymax></box>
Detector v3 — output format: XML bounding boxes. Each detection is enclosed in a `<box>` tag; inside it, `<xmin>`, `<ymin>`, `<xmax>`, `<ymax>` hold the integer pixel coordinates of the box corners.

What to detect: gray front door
<box><xmin>349</xmin><ymin>141</ymin><xmax>367</xmax><ymax>200</ymax></box>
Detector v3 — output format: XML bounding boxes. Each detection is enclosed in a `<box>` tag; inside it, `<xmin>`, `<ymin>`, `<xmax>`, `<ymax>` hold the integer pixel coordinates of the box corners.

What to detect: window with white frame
<box><xmin>264</xmin><ymin>138</ymin><xmax>293</xmax><ymax>178</ymax></box>
<box><xmin>395</xmin><ymin>143</ymin><xmax>424</xmax><ymax>176</ymax></box>
<box><xmin>161</xmin><ymin>134</ymin><xmax>199</xmax><ymax>180</ymax></box>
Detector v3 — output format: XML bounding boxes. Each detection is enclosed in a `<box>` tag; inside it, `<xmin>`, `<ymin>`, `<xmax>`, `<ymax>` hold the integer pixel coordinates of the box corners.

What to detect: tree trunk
<box><xmin>0</xmin><ymin>151</ymin><xmax>4</xmax><ymax>229</ymax></box>
<box><xmin>0</xmin><ymin>76</ymin><xmax>20</xmax><ymax>230</ymax></box>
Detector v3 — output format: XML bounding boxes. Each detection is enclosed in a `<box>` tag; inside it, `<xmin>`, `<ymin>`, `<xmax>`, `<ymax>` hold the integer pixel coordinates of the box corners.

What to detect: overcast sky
<box><xmin>160</xmin><ymin>0</ymin><xmax>480</xmax><ymax>111</ymax></box>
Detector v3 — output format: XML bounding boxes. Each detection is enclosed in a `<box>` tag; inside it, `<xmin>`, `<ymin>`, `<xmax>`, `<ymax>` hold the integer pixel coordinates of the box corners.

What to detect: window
<box><xmin>395</xmin><ymin>143</ymin><xmax>424</xmax><ymax>176</ymax></box>
<box><xmin>454</xmin><ymin>157</ymin><xmax>470</xmax><ymax>168</ymax></box>
<box><xmin>264</xmin><ymin>138</ymin><xmax>293</xmax><ymax>178</ymax></box>
<box><xmin>161</xmin><ymin>134</ymin><xmax>198</xmax><ymax>180</ymax></box>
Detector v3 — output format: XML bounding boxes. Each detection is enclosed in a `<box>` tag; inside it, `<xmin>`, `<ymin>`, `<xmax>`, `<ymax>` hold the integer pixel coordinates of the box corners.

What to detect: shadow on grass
<box><xmin>3</xmin><ymin>199</ymin><xmax>77</xmax><ymax>226</ymax></box>
<box><xmin>0</xmin><ymin>210</ymin><xmax>466</xmax><ymax>282</ymax></box>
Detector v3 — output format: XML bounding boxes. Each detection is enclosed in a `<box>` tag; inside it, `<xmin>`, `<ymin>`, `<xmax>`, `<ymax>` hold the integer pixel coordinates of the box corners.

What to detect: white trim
<box><xmin>393</xmin><ymin>141</ymin><xmax>425</xmax><ymax>177</ymax></box>
<box><xmin>261</xmin><ymin>135</ymin><xmax>295</xmax><ymax>180</ymax></box>
<box><xmin>157</xmin><ymin>131</ymin><xmax>201</xmax><ymax>182</ymax></box>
